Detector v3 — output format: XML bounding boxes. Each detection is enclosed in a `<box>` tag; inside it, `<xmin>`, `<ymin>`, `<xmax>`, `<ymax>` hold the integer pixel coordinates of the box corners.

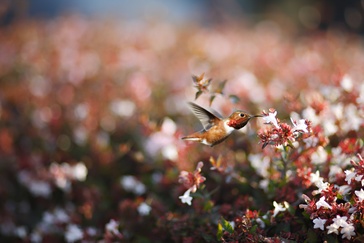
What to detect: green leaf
<box><xmin>326</xmin><ymin>234</ymin><xmax>339</xmax><ymax>243</ymax></box>
<box><xmin>303</xmin><ymin>228</ymin><xmax>318</xmax><ymax>243</ymax></box>
<box><xmin>287</xmin><ymin>140</ymin><xmax>295</xmax><ymax>148</ymax></box>
<box><xmin>216</xmin><ymin>223</ymin><xmax>223</xmax><ymax>240</ymax></box>
<box><xmin>209</xmin><ymin>95</ymin><xmax>216</xmax><ymax>106</ymax></box>
<box><xmin>228</xmin><ymin>94</ymin><xmax>240</xmax><ymax>104</ymax></box>
<box><xmin>250</xmin><ymin>224</ymin><xmax>258</xmax><ymax>233</ymax></box>
<box><xmin>216</xmin><ymin>80</ymin><xmax>227</xmax><ymax>94</ymax></box>
<box><xmin>357</xmin><ymin>138</ymin><xmax>364</xmax><ymax>148</ymax></box>
<box><xmin>203</xmin><ymin>200</ymin><xmax>214</xmax><ymax>212</ymax></box>
<box><xmin>221</xmin><ymin>217</ymin><xmax>234</xmax><ymax>234</ymax></box>
<box><xmin>195</xmin><ymin>91</ymin><xmax>203</xmax><ymax>100</ymax></box>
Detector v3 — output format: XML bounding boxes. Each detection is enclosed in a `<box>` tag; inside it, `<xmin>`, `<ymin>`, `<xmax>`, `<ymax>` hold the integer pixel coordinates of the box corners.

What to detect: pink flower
<box><xmin>258</xmin><ymin>122</ymin><xmax>295</xmax><ymax>148</ymax></box>
<box><xmin>178</xmin><ymin>161</ymin><xmax>206</xmax><ymax>193</ymax></box>
<box><xmin>259</xmin><ymin>109</ymin><xmax>312</xmax><ymax>148</ymax></box>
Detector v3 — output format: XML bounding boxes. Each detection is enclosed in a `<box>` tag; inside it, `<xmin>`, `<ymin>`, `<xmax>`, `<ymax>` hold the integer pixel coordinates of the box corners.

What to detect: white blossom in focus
<box><xmin>313</xmin><ymin>217</ymin><xmax>327</xmax><ymax>230</ymax></box>
<box><xmin>316</xmin><ymin>196</ymin><xmax>332</xmax><ymax>210</ymax></box>
<box><xmin>179</xmin><ymin>188</ymin><xmax>193</xmax><ymax>206</ymax></box>
<box><xmin>262</xmin><ymin>111</ymin><xmax>279</xmax><ymax>128</ymax></box>
<box><xmin>272</xmin><ymin>201</ymin><xmax>289</xmax><ymax>217</ymax></box>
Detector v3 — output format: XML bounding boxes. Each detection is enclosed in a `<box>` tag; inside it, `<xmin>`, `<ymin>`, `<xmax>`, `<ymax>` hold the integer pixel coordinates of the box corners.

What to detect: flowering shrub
<box><xmin>0</xmin><ymin>15</ymin><xmax>363</xmax><ymax>242</ymax></box>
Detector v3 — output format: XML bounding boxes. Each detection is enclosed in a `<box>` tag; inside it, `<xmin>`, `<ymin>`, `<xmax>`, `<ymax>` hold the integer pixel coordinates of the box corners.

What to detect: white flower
<box><xmin>310</xmin><ymin>146</ymin><xmax>328</xmax><ymax>165</ymax></box>
<box><xmin>316</xmin><ymin>196</ymin><xmax>332</xmax><ymax>209</ymax></box>
<box><xmin>72</xmin><ymin>162</ymin><xmax>87</xmax><ymax>181</ymax></box>
<box><xmin>313</xmin><ymin>217</ymin><xmax>327</xmax><ymax>230</ymax></box>
<box><xmin>73</xmin><ymin>126</ymin><xmax>88</xmax><ymax>145</ymax></box>
<box><xmin>322</xmin><ymin>118</ymin><xmax>338</xmax><ymax>136</ymax></box>
<box><xmin>110</xmin><ymin>99</ymin><xmax>136</xmax><ymax>117</ymax></box>
<box><xmin>65</xmin><ymin>224</ymin><xmax>83</xmax><ymax>243</ymax></box>
<box><xmin>30</xmin><ymin>231</ymin><xmax>42</xmax><ymax>243</ymax></box>
<box><xmin>334</xmin><ymin>215</ymin><xmax>348</xmax><ymax>227</ymax></box>
<box><xmin>179</xmin><ymin>188</ymin><xmax>193</xmax><ymax>206</ymax></box>
<box><xmin>29</xmin><ymin>180</ymin><xmax>52</xmax><ymax>198</ymax></box>
<box><xmin>263</xmin><ymin>111</ymin><xmax>279</xmax><ymax>128</ymax></box>
<box><xmin>327</xmin><ymin>215</ymin><xmax>346</xmax><ymax>235</ymax></box>
<box><xmin>161</xmin><ymin>144</ymin><xmax>178</xmax><ymax>161</ymax></box>
<box><xmin>291</xmin><ymin>118</ymin><xmax>308</xmax><ymax>133</ymax></box>
<box><xmin>259</xmin><ymin>179</ymin><xmax>269</xmax><ymax>192</ymax></box>
<box><xmin>272</xmin><ymin>201</ymin><xmax>289</xmax><ymax>217</ymax></box>
<box><xmin>331</xmin><ymin>103</ymin><xmax>344</xmax><ymax>120</ymax></box>
<box><xmin>15</xmin><ymin>226</ymin><xmax>27</xmax><ymax>238</ymax></box>
<box><xmin>161</xmin><ymin>117</ymin><xmax>177</xmax><ymax>135</ymax></box>
<box><xmin>302</xmin><ymin>106</ymin><xmax>320</xmax><ymax>125</ymax></box>
<box><xmin>304</xmin><ymin>136</ymin><xmax>319</xmax><ymax>147</ymax></box>
<box><xmin>341</xmin><ymin>222</ymin><xmax>356</xmax><ymax>240</ymax></box>
<box><xmin>355</xmin><ymin>189</ymin><xmax>364</xmax><ymax>202</ymax></box>
<box><xmin>355</xmin><ymin>174</ymin><xmax>364</xmax><ymax>184</ymax></box>
<box><xmin>344</xmin><ymin>170</ymin><xmax>356</xmax><ymax>184</ymax></box>
<box><xmin>137</xmin><ymin>202</ymin><xmax>152</xmax><ymax>216</ymax></box>
<box><xmin>327</xmin><ymin>222</ymin><xmax>340</xmax><ymax>235</ymax></box>
<box><xmin>18</xmin><ymin>170</ymin><xmax>52</xmax><ymax>197</ymax></box>
<box><xmin>144</xmin><ymin>118</ymin><xmax>179</xmax><ymax>161</ymax></box>
<box><xmin>340</xmin><ymin>75</ymin><xmax>353</xmax><ymax>92</ymax></box>
<box><xmin>326</xmin><ymin>215</ymin><xmax>356</xmax><ymax>239</ymax></box>
<box><xmin>329</xmin><ymin>165</ymin><xmax>342</xmax><ymax>180</ymax></box>
<box><xmin>256</xmin><ymin>218</ymin><xmax>265</xmax><ymax>228</ymax></box>
<box><xmin>312</xmin><ymin>179</ymin><xmax>330</xmax><ymax>195</ymax></box>
<box><xmin>248</xmin><ymin>154</ymin><xmax>270</xmax><ymax>178</ymax></box>
<box><xmin>74</xmin><ymin>103</ymin><xmax>89</xmax><ymax>120</ymax></box>
<box><xmin>53</xmin><ymin>208</ymin><xmax>70</xmax><ymax>223</ymax></box>
<box><xmin>86</xmin><ymin>227</ymin><xmax>98</xmax><ymax>237</ymax></box>
<box><xmin>338</xmin><ymin>185</ymin><xmax>351</xmax><ymax>196</ymax></box>
<box><xmin>341</xmin><ymin>104</ymin><xmax>362</xmax><ymax>132</ymax></box>
<box><xmin>357</xmin><ymin>83</ymin><xmax>364</xmax><ymax>104</ymax></box>
<box><xmin>49</xmin><ymin>162</ymin><xmax>88</xmax><ymax>191</ymax></box>
<box><xmin>229</xmin><ymin>221</ymin><xmax>235</xmax><ymax>230</ymax></box>
<box><xmin>309</xmin><ymin>171</ymin><xmax>322</xmax><ymax>185</ymax></box>
<box><xmin>105</xmin><ymin>219</ymin><xmax>120</xmax><ymax>235</ymax></box>
<box><xmin>120</xmin><ymin>175</ymin><xmax>146</xmax><ymax>195</ymax></box>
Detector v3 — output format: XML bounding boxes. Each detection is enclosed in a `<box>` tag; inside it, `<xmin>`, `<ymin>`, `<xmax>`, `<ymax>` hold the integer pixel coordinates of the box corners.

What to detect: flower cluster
<box><xmin>258</xmin><ymin>109</ymin><xmax>312</xmax><ymax>148</ymax></box>
<box><xmin>298</xmin><ymin>154</ymin><xmax>364</xmax><ymax>240</ymax></box>
<box><xmin>178</xmin><ymin>161</ymin><xmax>206</xmax><ymax>205</ymax></box>
<box><xmin>0</xmin><ymin>12</ymin><xmax>364</xmax><ymax>243</ymax></box>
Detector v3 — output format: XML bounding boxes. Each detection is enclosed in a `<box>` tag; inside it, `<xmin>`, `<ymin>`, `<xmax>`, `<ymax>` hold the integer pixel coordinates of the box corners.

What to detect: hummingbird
<box><xmin>182</xmin><ymin>102</ymin><xmax>262</xmax><ymax>147</ymax></box>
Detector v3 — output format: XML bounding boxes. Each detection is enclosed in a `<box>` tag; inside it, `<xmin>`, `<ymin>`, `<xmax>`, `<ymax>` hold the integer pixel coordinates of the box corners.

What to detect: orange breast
<box><xmin>203</xmin><ymin>121</ymin><xmax>229</xmax><ymax>146</ymax></box>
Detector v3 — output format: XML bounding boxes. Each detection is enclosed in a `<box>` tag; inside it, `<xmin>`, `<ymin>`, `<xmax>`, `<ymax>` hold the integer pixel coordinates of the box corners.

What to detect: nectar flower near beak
<box><xmin>262</xmin><ymin>110</ymin><xmax>279</xmax><ymax>128</ymax></box>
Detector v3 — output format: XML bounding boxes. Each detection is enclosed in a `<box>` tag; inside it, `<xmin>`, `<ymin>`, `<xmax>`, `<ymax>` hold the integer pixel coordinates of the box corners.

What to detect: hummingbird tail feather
<box><xmin>181</xmin><ymin>136</ymin><xmax>201</xmax><ymax>142</ymax></box>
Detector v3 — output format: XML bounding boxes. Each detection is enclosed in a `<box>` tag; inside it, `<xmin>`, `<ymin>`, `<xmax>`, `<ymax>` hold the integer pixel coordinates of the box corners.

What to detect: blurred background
<box><xmin>1</xmin><ymin>0</ymin><xmax>364</xmax><ymax>242</ymax></box>
<box><xmin>2</xmin><ymin>0</ymin><xmax>364</xmax><ymax>33</ymax></box>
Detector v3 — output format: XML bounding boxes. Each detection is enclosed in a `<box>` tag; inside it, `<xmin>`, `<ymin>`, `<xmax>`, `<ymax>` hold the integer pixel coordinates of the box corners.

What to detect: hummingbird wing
<box><xmin>188</xmin><ymin>102</ymin><xmax>222</xmax><ymax>130</ymax></box>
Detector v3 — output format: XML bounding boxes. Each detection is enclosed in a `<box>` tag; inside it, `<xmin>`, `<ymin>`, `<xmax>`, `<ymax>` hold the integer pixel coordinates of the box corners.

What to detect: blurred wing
<box><xmin>188</xmin><ymin>102</ymin><xmax>221</xmax><ymax>130</ymax></box>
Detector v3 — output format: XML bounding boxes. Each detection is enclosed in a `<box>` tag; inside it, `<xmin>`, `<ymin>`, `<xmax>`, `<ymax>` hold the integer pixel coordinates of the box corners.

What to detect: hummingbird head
<box><xmin>227</xmin><ymin>111</ymin><xmax>262</xmax><ymax>129</ymax></box>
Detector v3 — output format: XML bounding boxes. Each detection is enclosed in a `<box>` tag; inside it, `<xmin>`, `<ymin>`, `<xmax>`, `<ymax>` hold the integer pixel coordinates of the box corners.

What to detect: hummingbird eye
<box><xmin>239</xmin><ymin>113</ymin><xmax>245</xmax><ymax>117</ymax></box>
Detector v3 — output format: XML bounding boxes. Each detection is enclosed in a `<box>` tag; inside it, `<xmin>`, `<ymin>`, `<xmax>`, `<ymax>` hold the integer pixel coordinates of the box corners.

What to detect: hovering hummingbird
<box><xmin>182</xmin><ymin>102</ymin><xmax>262</xmax><ymax>147</ymax></box>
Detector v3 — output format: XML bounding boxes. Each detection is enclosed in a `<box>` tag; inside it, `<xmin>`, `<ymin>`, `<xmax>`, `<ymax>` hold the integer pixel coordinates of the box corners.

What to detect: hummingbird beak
<box><xmin>252</xmin><ymin>114</ymin><xmax>263</xmax><ymax>118</ymax></box>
